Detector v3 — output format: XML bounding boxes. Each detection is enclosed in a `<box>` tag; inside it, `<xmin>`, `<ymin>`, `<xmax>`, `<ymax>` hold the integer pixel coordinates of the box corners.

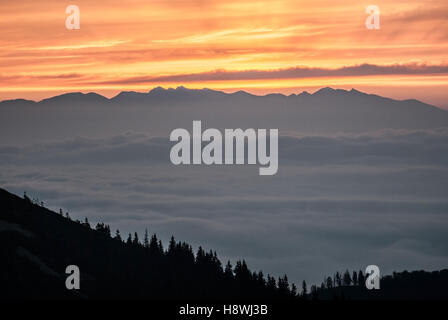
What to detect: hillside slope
<box><xmin>0</xmin><ymin>188</ymin><xmax>291</xmax><ymax>299</ymax></box>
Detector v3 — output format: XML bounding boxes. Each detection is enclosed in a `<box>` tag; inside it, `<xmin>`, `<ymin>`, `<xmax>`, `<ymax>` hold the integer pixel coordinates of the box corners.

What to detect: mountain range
<box><xmin>2</xmin><ymin>87</ymin><xmax>448</xmax><ymax>145</ymax></box>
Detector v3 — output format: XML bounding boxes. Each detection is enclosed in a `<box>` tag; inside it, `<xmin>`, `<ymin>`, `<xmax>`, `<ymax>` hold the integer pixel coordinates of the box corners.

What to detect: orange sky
<box><xmin>0</xmin><ymin>0</ymin><xmax>447</xmax><ymax>107</ymax></box>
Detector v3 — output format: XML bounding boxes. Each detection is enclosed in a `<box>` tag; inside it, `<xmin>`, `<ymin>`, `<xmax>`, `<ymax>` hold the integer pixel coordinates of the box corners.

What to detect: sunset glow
<box><xmin>1</xmin><ymin>0</ymin><xmax>447</xmax><ymax>107</ymax></box>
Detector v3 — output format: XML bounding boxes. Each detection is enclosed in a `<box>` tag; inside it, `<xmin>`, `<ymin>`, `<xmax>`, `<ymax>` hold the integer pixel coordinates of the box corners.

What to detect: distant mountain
<box><xmin>1</xmin><ymin>86</ymin><xmax>448</xmax><ymax>144</ymax></box>
<box><xmin>39</xmin><ymin>92</ymin><xmax>110</xmax><ymax>106</ymax></box>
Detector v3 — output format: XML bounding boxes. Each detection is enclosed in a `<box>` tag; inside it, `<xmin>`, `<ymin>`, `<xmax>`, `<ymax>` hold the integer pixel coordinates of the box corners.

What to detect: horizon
<box><xmin>2</xmin><ymin>85</ymin><xmax>446</xmax><ymax>110</ymax></box>
<box><xmin>1</xmin><ymin>0</ymin><xmax>448</xmax><ymax>108</ymax></box>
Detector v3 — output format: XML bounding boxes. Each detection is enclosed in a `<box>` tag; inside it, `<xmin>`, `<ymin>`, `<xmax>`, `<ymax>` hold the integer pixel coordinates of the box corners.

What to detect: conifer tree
<box><xmin>357</xmin><ymin>270</ymin><xmax>365</xmax><ymax>287</ymax></box>
<box><xmin>301</xmin><ymin>280</ymin><xmax>308</xmax><ymax>298</ymax></box>
<box><xmin>168</xmin><ymin>236</ymin><xmax>176</xmax><ymax>254</ymax></box>
<box><xmin>291</xmin><ymin>283</ymin><xmax>298</xmax><ymax>297</ymax></box>
<box><xmin>224</xmin><ymin>261</ymin><xmax>233</xmax><ymax>279</ymax></box>
<box><xmin>352</xmin><ymin>271</ymin><xmax>358</xmax><ymax>286</ymax></box>
<box><xmin>343</xmin><ymin>270</ymin><xmax>352</xmax><ymax>286</ymax></box>
<box><xmin>126</xmin><ymin>233</ymin><xmax>132</xmax><ymax>245</ymax></box>
<box><xmin>133</xmin><ymin>232</ymin><xmax>139</xmax><ymax>245</ymax></box>
<box><xmin>326</xmin><ymin>276</ymin><xmax>333</xmax><ymax>289</ymax></box>
<box><xmin>143</xmin><ymin>228</ymin><xmax>149</xmax><ymax>248</ymax></box>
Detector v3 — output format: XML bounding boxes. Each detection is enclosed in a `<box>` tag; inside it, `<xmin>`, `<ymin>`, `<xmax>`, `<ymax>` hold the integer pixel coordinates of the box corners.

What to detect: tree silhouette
<box><xmin>168</xmin><ymin>236</ymin><xmax>176</xmax><ymax>254</ymax></box>
<box><xmin>278</xmin><ymin>274</ymin><xmax>290</xmax><ymax>296</ymax></box>
<box><xmin>11</xmin><ymin>188</ymin><xmax>447</xmax><ymax>300</ymax></box>
<box><xmin>343</xmin><ymin>270</ymin><xmax>352</xmax><ymax>286</ymax></box>
<box><xmin>133</xmin><ymin>232</ymin><xmax>139</xmax><ymax>245</ymax></box>
<box><xmin>23</xmin><ymin>191</ymin><xmax>31</xmax><ymax>203</ymax></box>
<box><xmin>310</xmin><ymin>285</ymin><xmax>318</xmax><ymax>300</ymax></box>
<box><xmin>267</xmin><ymin>275</ymin><xmax>276</xmax><ymax>291</ymax></box>
<box><xmin>291</xmin><ymin>283</ymin><xmax>297</xmax><ymax>297</ymax></box>
<box><xmin>351</xmin><ymin>271</ymin><xmax>357</xmax><ymax>286</ymax></box>
<box><xmin>325</xmin><ymin>276</ymin><xmax>333</xmax><ymax>289</ymax></box>
<box><xmin>357</xmin><ymin>270</ymin><xmax>365</xmax><ymax>287</ymax></box>
<box><xmin>301</xmin><ymin>280</ymin><xmax>308</xmax><ymax>298</ymax></box>
<box><xmin>143</xmin><ymin>228</ymin><xmax>149</xmax><ymax>248</ymax></box>
<box><xmin>335</xmin><ymin>272</ymin><xmax>342</xmax><ymax>287</ymax></box>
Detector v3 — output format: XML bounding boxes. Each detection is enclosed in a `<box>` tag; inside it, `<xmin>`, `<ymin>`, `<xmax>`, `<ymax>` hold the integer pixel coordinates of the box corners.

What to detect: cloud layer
<box><xmin>2</xmin><ymin>128</ymin><xmax>448</xmax><ymax>285</ymax></box>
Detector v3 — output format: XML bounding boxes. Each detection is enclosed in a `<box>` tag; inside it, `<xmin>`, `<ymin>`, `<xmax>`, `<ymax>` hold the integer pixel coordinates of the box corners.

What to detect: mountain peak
<box><xmin>148</xmin><ymin>86</ymin><xmax>166</xmax><ymax>94</ymax></box>
<box><xmin>298</xmin><ymin>91</ymin><xmax>311</xmax><ymax>97</ymax></box>
<box><xmin>313</xmin><ymin>87</ymin><xmax>336</xmax><ymax>95</ymax></box>
<box><xmin>38</xmin><ymin>92</ymin><xmax>108</xmax><ymax>104</ymax></box>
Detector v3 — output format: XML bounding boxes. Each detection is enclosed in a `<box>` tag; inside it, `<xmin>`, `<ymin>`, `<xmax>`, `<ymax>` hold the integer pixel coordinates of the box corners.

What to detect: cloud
<box><xmin>2</xmin><ymin>127</ymin><xmax>448</xmax><ymax>166</ymax></box>
<box><xmin>2</xmin><ymin>128</ymin><xmax>448</xmax><ymax>284</ymax></box>
<box><xmin>89</xmin><ymin>63</ymin><xmax>448</xmax><ymax>85</ymax></box>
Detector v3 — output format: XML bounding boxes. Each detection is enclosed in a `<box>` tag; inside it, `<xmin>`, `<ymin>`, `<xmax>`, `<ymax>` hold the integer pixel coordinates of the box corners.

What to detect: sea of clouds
<box><xmin>1</xmin><ymin>127</ymin><xmax>448</xmax><ymax>285</ymax></box>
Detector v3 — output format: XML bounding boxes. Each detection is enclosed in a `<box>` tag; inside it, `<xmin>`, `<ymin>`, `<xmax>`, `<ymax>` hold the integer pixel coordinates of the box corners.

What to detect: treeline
<box><xmin>14</xmin><ymin>190</ymin><xmax>304</xmax><ymax>299</ymax></box>
<box><xmin>11</xmin><ymin>190</ymin><xmax>448</xmax><ymax>300</ymax></box>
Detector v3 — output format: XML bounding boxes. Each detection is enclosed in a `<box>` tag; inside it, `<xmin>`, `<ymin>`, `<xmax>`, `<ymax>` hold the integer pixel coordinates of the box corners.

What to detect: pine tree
<box><xmin>224</xmin><ymin>261</ymin><xmax>233</xmax><ymax>279</ymax></box>
<box><xmin>301</xmin><ymin>280</ymin><xmax>308</xmax><ymax>298</ymax></box>
<box><xmin>266</xmin><ymin>275</ymin><xmax>276</xmax><ymax>290</ymax></box>
<box><xmin>126</xmin><ymin>233</ymin><xmax>132</xmax><ymax>245</ymax></box>
<box><xmin>291</xmin><ymin>283</ymin><xmax>298</xmax><ymax>297</ymax></box>
<box><xmin>278</xmin><ymin>274</ymin><xmax>290</xmax><ymax>295</ymax></box>
<box><xmin>357</xmin><ymin>270</ymin><xmax>365</xmax><ymax>287</ymax></box>
<box><xmin>326</xmin><ymin>276</ymin><xmax>333</xmax><ymax>289</ymax></box>
<box><xmin>158</xmin><ymin>240</ymin><xmax>163</xmax><ymax>253</ymax></box>
<box><xmin>115</xmin><ymin>230</ymin><xmax>122</xmax><ymax>241</ymax></box>
<box><xmin>257</xmin><ymin>271</ymin><xmax>265</xmax><ymax>287</ymax></box>
<box><xmin>335</xmin><ymin>272</ymin><xmax>342</xmax><ymax>287</ymax></box>
<box><xmin>343</xmin><ymin>270</ymin><xmax>352</xmax><ymax>286</ymax></box>
<box><xmin>352</xmin><ymin>270</ymin><xmax>358</xmax><ymax>286</ymax></box>
<box><xmin>133</xmin><ymin>232</ymin><xmax>140</xmax><ymax>245</ymax></box>
<box><xmin>168</xmin><ymin>236</ymin><xmax>176</xmax><ymax>254</ymax></box>
<box><xmin>143</xmin><ymin>228</ymin><xmax>149</xmax><ymax>248</ymax></box>
<box><xmin>310</xmin><ymin>285</ymin><xmax>318</xmax><ymax>300</ymax></box>
<box><xmin>105</xmin><ymin>225</ymin><xmax>111</xmax><ymax>237</ymax></box>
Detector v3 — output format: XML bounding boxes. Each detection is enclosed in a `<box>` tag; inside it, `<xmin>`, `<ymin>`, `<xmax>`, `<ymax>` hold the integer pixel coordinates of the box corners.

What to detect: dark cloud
<box><xmin>90</xmin><ymin>63</ymin><xmax>448</xmax><ymax>85</ymax></box>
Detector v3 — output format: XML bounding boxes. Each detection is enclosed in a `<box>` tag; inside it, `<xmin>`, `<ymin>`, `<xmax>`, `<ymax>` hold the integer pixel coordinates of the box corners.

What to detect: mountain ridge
<box><xmin>0</xmin><ymin>86</ymin><xmax>444</xmax><ymax>113</ymax></box>
<box><xmin>2</xmin><ymin>86</ymin><xmax>448</xmax><ymax>142</ymax></box>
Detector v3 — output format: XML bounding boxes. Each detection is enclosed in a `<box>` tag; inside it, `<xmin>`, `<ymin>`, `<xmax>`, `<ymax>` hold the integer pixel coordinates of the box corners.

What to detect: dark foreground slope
<box><xmin>1</xmin><ymin>187</ymin><xmax>447</xmax><ymax>300</ymax></box>
<box><xmin>0</xmin><ymin>188</ymin><xmax>292</xmax><ymax>299</ymax></box>
<box><xmin>314</xmin><ymin>270</ymin><xmax>448</xmax><ymax>300</ymax></box>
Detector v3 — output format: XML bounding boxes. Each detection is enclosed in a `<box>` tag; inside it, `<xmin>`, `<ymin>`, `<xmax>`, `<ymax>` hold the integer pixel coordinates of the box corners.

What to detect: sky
<box><xmin>0</xmin><ymin>0</ymin><xmax>447</xmax><ymax>108</ymax></box>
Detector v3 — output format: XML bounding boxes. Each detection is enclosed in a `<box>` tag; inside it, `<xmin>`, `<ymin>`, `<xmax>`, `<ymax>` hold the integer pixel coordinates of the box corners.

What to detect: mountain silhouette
<box><xmin>2</xmin><ymin>87</ymin><xmax>448</xmax><ymax>144</ymax></box>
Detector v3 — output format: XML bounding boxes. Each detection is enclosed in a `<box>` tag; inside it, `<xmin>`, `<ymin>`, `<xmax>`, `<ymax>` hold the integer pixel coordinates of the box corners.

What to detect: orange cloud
<box><xmin>0</xmin><ymin>0</ymin><xmax>447</xmax><ymax>107</ymax></box>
